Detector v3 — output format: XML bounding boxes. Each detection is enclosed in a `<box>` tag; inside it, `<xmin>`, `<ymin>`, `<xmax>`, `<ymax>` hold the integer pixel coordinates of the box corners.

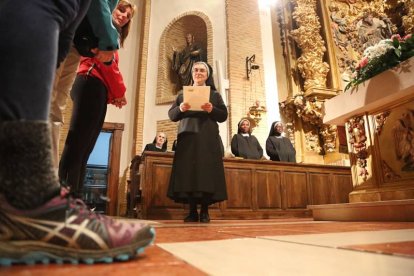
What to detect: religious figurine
<box><xmin>357</xmin><ymin>11</ymin><xmax>392</xmax><ymax>52</ymax></box>
<box><xmin>329</xmin><ymin>4</ymin><xmax>349</xmax><ymax>53</ymax></box>
<box><xmin>172</xmin><ymin>33</ymin><xmax>205</xmax><ymax>87</ymax></box>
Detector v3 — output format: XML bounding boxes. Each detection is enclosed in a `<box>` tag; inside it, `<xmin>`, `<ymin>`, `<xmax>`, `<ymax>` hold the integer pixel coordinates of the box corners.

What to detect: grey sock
<box><xmin>0</xmin><ymin>121</ymin><xmax>61</xmax><ymax>209</ymax></box>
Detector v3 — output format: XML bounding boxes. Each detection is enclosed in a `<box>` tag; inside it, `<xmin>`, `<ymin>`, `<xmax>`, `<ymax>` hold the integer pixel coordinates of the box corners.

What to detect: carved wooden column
<box><xmin>290</xmin><ymin>0</ymin><xmax>329</xmax><ymax>92</ymax></box>
<box><xmin>273</xmin><ymin>0</ymin><xmax>346</xmax><ymax>164</ymax></box>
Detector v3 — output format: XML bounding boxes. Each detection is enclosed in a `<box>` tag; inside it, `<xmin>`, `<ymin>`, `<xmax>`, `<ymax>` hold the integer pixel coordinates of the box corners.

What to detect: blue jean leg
<box><xmin>0</xmin><ymin>0</ymin><xmax>89</xmax><ymax>121</ymax></box>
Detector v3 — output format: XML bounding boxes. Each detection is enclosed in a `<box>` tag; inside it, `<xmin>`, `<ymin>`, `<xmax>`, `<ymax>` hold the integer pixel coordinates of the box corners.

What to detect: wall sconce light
<box><xmin>246</xmin><ymin>54</ymin><xmax>260</xmax><ymax>79</ymax></box>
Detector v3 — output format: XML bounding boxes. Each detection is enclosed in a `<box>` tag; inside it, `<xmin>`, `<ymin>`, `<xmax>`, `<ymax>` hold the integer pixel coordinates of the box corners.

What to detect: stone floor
<box><xmin>1</xmin><ymin>218</ymin><xmax>414</xmax><ymax>275</ymax></box>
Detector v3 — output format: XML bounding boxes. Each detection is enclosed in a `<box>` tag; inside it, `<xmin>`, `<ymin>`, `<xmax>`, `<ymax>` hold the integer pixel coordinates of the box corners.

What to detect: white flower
<box><xmin>363</xmin><ymin>39</ymin><xmax>394</xmax><ymax>59</ymax></box>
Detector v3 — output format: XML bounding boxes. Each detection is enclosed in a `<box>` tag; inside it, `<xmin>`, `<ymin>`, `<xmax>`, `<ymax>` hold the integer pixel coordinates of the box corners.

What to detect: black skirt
<box><xmin>167</xmin><ymin>130</ymin><xmax>227</xmax><ymax>205</ymax></box>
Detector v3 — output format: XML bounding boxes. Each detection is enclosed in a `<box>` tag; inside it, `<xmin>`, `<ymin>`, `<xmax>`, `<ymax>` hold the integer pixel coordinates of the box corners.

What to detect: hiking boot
<box><xmin>0</xmin><ymin>188</ymin><xmax>155</xmax><ymax>266</ymax></box>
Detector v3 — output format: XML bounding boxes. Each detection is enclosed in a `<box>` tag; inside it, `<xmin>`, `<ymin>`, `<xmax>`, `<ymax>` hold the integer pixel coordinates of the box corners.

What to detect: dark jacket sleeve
<box><xmin>208</xmin><ymin>92</ymin><xmax>228</xmax><ymax>123</ymax></box>
<box><xmin>168</xmin><ymin>93</ymin><xmax>185</xmax><ymax>122</ymax></box>
<box><xmin>230</xmin><ymin>134</ymin><xmax>239</xmax><ymax>156</ymax></box>
<box><xmin>253</xmin><ymin>136</ymin><xmax>263</xmax><ymax>157</ymax></box>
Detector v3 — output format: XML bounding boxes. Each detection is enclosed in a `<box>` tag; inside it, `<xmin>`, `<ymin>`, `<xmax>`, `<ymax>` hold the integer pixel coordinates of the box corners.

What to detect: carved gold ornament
<box><xmin>290</xmin><ymin>0</ymin><xmax>330</xmax><ymax>91</ymax></box>
<box><xmin>374</xmin><ymin>111</ymin><xmax>390</xmax><ymax>135</ymax></box>
<box><xmin>347</xmin><ymin>116</ymin><xmax>369</xmax><ymax>180</ymax></box>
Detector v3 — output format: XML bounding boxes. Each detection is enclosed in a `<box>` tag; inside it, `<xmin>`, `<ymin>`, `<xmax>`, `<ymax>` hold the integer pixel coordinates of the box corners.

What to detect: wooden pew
<box><xmin>139</xmin><ymin>151</ymin><xmax>353</xmax><ymax>220</ymax></box>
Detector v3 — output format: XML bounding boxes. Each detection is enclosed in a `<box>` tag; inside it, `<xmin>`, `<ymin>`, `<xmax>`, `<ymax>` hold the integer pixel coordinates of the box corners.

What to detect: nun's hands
<box><xmin>179</xmin><ymin>102</ymin><xmax>191</xmax><ymax>112</ymax></box>
<box><xmin>201</xmin><ymin>102</ymin><xmax>213</xmax><ymax>113</ymax></box>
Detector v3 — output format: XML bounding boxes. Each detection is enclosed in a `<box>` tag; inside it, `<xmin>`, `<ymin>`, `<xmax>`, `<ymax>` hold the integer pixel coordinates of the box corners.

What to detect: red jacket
<box><xmin>77</xmin><ymin>52</ymin><xmax>126</xmax><ymax>104</ymax></box>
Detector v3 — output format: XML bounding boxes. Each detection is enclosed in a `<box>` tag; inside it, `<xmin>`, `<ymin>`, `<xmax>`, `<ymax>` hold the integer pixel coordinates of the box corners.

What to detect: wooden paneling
<box><xmin>256</xmin><ymin>170</ymin><xmax>281</xmax><ymax>209</ymax></box>
<box><xmin>139</xmin><ymin>152</ymin><xmax>353</xmax><ymax>219</ymax></box>
<box><xmin>284</xmin><ymin>172</ymin><xmax>308</xmax><ymax>209</ymax></box>
<box><xmin>309</xmin><ymin>173</ymin><xmax>332</xmax><ymax>205</ymax></box>
<box><xmin>225</xmin><ymin>168</ymin><xmax>252</xmax><ymax>209</ymax></box>
<box><xmin>334</xmin><ymin>174</ymin><xmax>354</xmax><ymax>203</ymax></box>
<box><xmin>151</xmin><ymin>163</ymin><xmax>173</xmax><ymax>207</ymax></box>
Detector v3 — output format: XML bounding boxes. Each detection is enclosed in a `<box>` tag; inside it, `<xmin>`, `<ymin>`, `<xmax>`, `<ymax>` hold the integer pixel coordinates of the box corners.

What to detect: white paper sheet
<box><xmin>183</xmin><ymin>86</ymin><xmax>210</xmax><ymax>111</ymax></box>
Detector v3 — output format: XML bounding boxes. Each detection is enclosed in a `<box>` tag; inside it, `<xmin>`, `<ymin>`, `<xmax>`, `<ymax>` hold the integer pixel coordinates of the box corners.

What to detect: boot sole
<box><xmin>0</xmin><ymin>227</ymin><xmax>155</xmax><ymax>266</ymax></box>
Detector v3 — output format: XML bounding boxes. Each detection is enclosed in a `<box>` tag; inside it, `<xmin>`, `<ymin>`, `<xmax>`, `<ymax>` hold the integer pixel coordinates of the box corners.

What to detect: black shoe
<box><xmin>184</xmin><ymin>213</ymin><xmax>199</xmax><ymax>222</ymax></box>
<box><xmin>199</xmin><ymin>212</ymin><xmax>210</xmax><ymax>223</ymax></box>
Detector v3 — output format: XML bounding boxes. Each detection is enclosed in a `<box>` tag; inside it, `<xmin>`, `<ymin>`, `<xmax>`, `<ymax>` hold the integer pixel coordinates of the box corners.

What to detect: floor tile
<box><xmin>261</xmin><ymin>229</ymin><xmax>414</xmax><ymax>247</ymax></box>
<box><xmin>158</xmin><ymin>238</ymin><xmax>414</xmax><ymax>276</ymax></box>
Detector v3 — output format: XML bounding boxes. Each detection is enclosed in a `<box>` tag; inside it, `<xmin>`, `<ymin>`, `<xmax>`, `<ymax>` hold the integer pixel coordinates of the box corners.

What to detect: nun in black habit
<box><xmin>231</xmin><ymin>118</ymin><xmax>263</xmax><ymax>160</ymax></box>
<box><xmin>167</xmin><ymin>61</ymin><xmax>228</xmax><ymax>223</ymax></box>
<box><xmin>142</xmin><ymin>132</ymin><xmax>168</xmax><ymax>153</ymax></box>
<box><xmin>266</xmin><ymin>121</ymin><xmax>296</xmax><ymax>163</ymax></box>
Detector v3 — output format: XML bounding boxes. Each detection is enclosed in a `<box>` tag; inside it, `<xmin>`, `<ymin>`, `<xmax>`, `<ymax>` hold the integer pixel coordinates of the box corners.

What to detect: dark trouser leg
<box><xmin>58</xmin><ymin>76</ymin><xmax>107</xmax><ymax>197</ymax></box>
<box><xmin>0</xmin><ymin>1</ymin><xmax>156</xmax><ymax>266</ymax></box>
<box><xmin>0</xmin><ymin>0</ymin><xmax>89</xmax><ymax>121</ymax></box>
<box><xmin>0</xmin><ymin>0</ymin><xmax>89</xmax><ymax>209</ymax></box>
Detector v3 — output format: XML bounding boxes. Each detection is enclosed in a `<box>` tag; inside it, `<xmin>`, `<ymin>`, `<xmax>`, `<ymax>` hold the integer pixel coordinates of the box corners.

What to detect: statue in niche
<box><xmin>172</xmin><ymin>33</ymin><xmax>205</xmax><ymax>87</ymax></box>
<box><xmin>357</xmin><ymin>11</ymin><xmax>392</xmax><ymax>52</ymax></box>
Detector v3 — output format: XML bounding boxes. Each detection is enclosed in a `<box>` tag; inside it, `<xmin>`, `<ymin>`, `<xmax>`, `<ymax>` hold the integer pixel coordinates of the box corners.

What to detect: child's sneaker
<box><xmin>0</xmin><ymin>188</ymin><xmax>155</xmax><ymax>266</ymax></box>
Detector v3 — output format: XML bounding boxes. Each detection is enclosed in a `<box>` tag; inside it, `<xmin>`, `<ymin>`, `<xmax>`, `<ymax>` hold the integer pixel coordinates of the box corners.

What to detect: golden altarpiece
<box><xmin>273</xmin><ymin>0</ymin><xmax>409</xmax><ymax>163</ymax></box>
<box><xmin>273</xmin><ymin>0</ymin><xmax>414</xmax><ymax>204</ymax></box>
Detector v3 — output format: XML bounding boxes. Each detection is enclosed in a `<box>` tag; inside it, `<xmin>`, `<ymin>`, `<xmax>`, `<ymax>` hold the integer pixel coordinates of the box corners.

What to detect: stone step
<box><xmin>308</xmin><ymin>199</ymin><xmax>414</xmax><ymax>221</ymax></box>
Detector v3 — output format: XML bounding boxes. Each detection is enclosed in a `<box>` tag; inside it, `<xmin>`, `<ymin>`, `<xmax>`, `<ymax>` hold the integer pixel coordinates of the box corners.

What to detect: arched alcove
<box><xmin>156</xmin><ymin>11</ymin><xmax>213</xmax><ymax>104</ymax></box>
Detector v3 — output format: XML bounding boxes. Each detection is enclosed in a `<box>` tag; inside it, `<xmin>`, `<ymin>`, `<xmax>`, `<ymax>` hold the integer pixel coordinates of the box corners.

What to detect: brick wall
<box><xmin>132</xmin><ymin>0</ymin><xmax>152</xmax><ymax>155</ymax></box>
<box><xmin>226</xmin><ymin>0</ymin><xmax>268</xmax><ymax>147</ymax></box>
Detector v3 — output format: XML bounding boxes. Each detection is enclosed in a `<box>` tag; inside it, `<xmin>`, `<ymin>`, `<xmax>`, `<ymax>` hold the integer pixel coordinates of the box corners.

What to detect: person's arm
<box><xmin>95</xmin><ymin>52</ymin><xmax>126</xmax><ymax>105</ymax></box>
<box><xmin>230</xmin><ymin>135</ymin><xmax>239</xmax><ymax>156</ymax></box>
<box><xmin>87</xmin><ymin>0</ymin><xmax>119</xmax><ymax>51</ymax></box>
<box><xmin>168</xmin><ymin>93</ymin><xmax>185</xmax><ymax>122</ymax></box>
<box><xmin>254</xmin><ymin>136</ymin><xmax>264</xmax><ymax>157</ymax></box>
<box><xmin>287</xmin><ymin>138</ymin><xmax>297</xmax><ymax>162</ymax></box>
<box><xmin>207</xmin><ymin>92</ymin><xmax>228</xmax><ymax>123</ymax></box>
<box><xmin>111</xmin><ymin>95</ymin><xmax>127</xmax><ymax>108</ymax></box>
